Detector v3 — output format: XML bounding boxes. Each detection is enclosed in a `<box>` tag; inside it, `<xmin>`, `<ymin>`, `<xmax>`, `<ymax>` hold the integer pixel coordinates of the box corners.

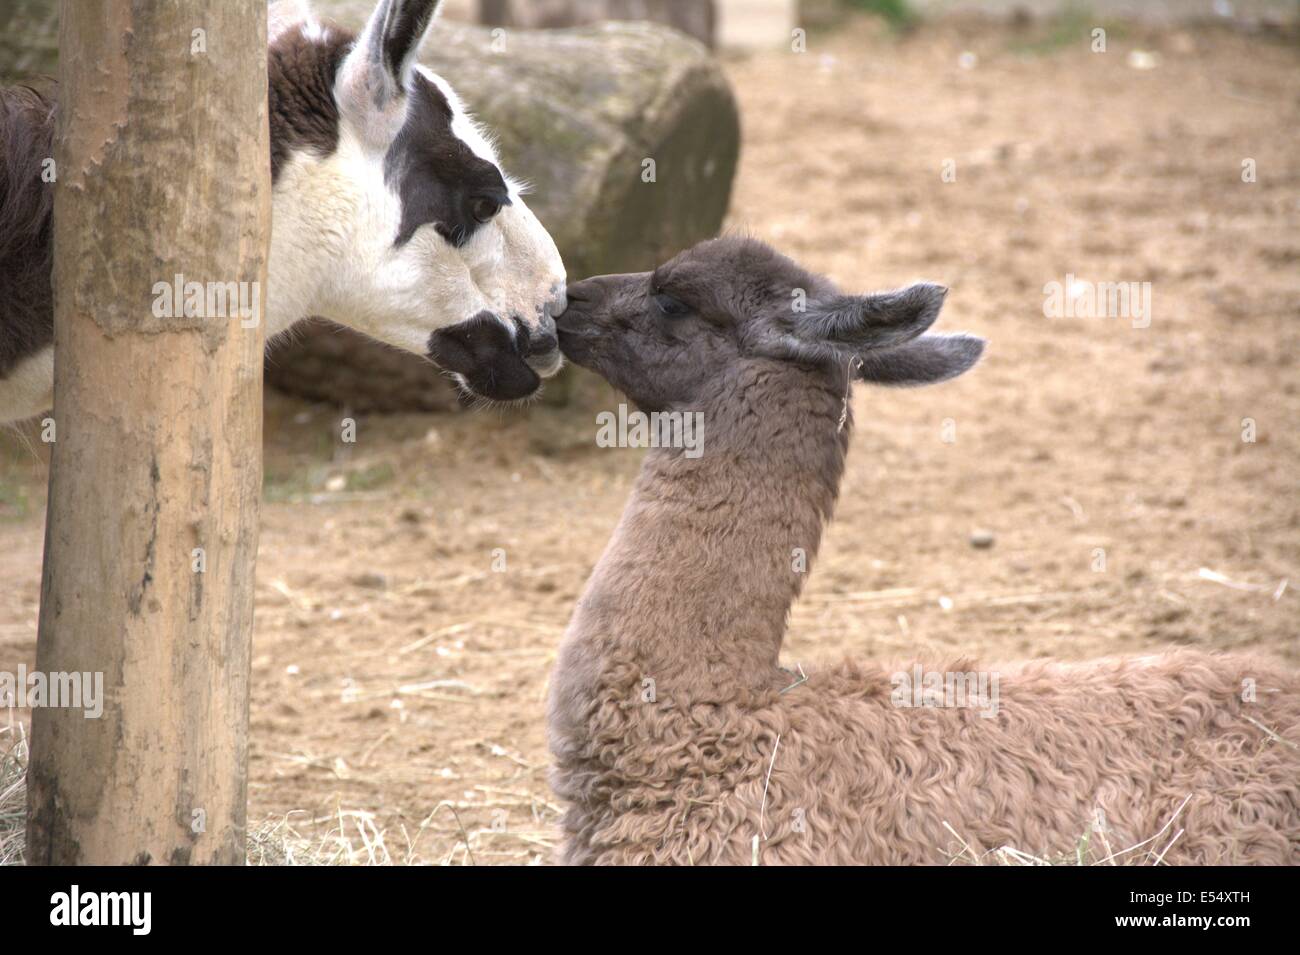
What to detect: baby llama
<box><xmin>548</xmin><ymin>236</ymin><xmax>1300</xmax><ymax>866</ymax></box>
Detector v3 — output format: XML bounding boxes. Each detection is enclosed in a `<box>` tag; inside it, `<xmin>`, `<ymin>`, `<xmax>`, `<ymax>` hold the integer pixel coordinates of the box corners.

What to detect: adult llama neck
<box><xmin>567</xmin><ymin>361</ymin><xmax>851</xmax><ymax>691</ymax></box>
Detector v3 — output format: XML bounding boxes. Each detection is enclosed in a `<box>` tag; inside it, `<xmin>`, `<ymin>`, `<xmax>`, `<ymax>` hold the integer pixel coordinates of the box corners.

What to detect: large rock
<box><xmin>266</xmin><ymin>10</ymin><xmax>740</xmax><ymax>412</ymax></box>
<box><xmin>479</xmin><ymin>0</ymin><xmax>716</xmax><ymax>48</ymax></box>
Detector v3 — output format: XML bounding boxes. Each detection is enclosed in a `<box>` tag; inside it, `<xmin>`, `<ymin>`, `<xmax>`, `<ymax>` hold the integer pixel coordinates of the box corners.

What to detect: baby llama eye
<box><xmin>653</xmin><ymin>292</ymin><xmax>689</xmax><ymax>316</ymax></box>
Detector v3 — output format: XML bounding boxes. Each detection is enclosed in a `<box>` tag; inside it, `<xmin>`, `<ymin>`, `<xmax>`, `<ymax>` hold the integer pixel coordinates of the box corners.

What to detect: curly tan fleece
<box><xmin>548</xmin><ymin>347</ymin><xmax>1299</xmax><ymax>866</ymax></box>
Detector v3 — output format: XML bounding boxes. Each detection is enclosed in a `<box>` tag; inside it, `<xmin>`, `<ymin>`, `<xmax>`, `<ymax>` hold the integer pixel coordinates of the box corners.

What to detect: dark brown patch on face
<box><xmin>427</xmin><ymin>311</ymin><xmax>540</xmax><ymax>401</ymax></box>
<box><xmin>267</xmin><ymin>26</ymin><xmax>354</xmax><ymax>182</ymax></box>
<box><xmin>385</xmin><ymin>75</ymin><xmax>509</xmax><ymax>248</ymax></box>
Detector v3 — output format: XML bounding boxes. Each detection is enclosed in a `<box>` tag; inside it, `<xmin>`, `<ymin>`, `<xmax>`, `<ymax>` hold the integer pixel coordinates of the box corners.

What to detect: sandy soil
<box><xmin>2</xmin><ymin>16</ymin><xmax>1297</xmax><ymax>864</ymax></box>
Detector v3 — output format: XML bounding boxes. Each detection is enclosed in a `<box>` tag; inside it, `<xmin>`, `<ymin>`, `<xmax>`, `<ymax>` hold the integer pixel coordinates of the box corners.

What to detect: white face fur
<box><xmin>266</xmin><ymin>0</ymin><xmax>567</xmax><ymax>402</ymax></box>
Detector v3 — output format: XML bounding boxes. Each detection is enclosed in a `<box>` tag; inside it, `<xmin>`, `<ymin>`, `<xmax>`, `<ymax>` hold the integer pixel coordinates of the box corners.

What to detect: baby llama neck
<box><xmin>568</xmin><ymin>362</ymin><xmax>850</xmax><ymax>691</ymax></box>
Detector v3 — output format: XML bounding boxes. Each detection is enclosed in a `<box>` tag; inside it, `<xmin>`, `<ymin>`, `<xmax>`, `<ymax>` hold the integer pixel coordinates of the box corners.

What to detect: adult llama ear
<box><xmin>336</xmin><ymin>0</ymin><xmax>442</xmax><ymax>147</ymax></box>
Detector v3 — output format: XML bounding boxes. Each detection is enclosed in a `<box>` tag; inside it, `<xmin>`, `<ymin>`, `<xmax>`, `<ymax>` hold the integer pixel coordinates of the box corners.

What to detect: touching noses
<box><xmin>566</xmin><ymin>272</ymin><xmax>637</xmax><ymax>304</ymax></box>
<box><xmin>558</xmin><ymin>272</ymin><xmax>639</xmax><ymax>331</ymax></box>
<box><xmin>520</xmin><ymin>285</ymin><xmax>566</xmax><ymax>372</ymax></box>
<box><xmin>526</xmin><ymin>321</ymin><xmax>558</xmax><ymax>359</ymax></box>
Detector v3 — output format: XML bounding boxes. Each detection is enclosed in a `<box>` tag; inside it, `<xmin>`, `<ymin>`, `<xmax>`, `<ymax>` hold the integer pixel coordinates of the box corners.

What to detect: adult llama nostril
<box><xmin>528</xmin><ymin>329</ymin><xmax>559</xmax><ymax>358</ymax></box>
<box><xmin>515</xmin><ymin>313</ymin><xmax>561</xmax><ymax>376</ymax></box>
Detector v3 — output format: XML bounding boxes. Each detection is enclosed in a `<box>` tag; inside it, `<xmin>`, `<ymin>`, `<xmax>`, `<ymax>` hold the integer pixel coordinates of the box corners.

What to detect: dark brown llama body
<box><xmin>0</xmin><ymin>84</ymin><xmax>54</xmax><ymax>382</ymax></box>
<box><xmin>548</xmin><ymin>236</ymin><xmax>1300</xmax><ymax>866</ymax></box>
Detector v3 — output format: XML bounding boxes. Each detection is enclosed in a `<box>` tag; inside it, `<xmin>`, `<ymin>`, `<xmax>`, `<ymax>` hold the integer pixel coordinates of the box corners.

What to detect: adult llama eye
<box><xmin>471</xmin><ymin>196</ymin><xmax>502</xmax><ymax>223</ymax></box>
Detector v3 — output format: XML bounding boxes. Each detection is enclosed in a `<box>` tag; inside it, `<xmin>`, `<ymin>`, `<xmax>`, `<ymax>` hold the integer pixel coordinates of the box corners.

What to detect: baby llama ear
<box><xmin>797</xmin><ymin>282</ymin><xmax>982</xmax><ymax>386</ymax></box>
<box><xmin>855</xmin><ymin>333</ymin><xmax>986</xmax><ymax>387</ymax></box>
<box><xmin>803</xmin><ymin>282</ymin><xmax>948</xmax><ymax>351</ymax></box>
<box><xmin>335</xmin><ymin>0</ymin><xmax>442</xmax><ymax>147</ymax></box>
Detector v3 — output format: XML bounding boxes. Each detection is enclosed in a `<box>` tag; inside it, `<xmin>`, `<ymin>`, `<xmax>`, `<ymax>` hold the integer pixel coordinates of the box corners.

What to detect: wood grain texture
<box><xmin>26</xmin><ymin>0</ymin><xmax>270</xmax><ymax>865</ymax></box>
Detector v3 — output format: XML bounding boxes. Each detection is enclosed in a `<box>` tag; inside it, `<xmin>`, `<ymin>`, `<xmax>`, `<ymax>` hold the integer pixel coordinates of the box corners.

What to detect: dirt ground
<box><xmin>2</xmin><ymin>16</ymin><xmax>1298</xmax><ymax>864</ymax></box>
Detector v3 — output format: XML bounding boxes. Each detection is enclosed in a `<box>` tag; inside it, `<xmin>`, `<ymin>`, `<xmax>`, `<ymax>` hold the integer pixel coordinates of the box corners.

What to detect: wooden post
<box><xmin>26</xmin><ymin>0</ymin><xmax>269</xmax><ymax>865</ymax></box>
